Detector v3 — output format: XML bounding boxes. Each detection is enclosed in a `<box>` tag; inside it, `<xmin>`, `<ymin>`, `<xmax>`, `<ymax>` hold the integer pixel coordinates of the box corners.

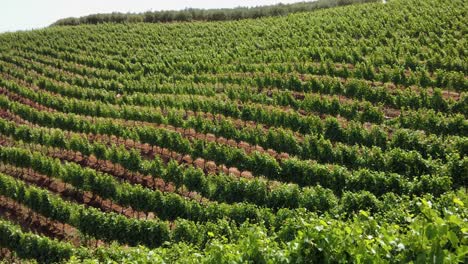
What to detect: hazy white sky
<box><xmin>0</xmin><ymin>0</ymin><xmax>303</xmax><ymax>32</ymax></box>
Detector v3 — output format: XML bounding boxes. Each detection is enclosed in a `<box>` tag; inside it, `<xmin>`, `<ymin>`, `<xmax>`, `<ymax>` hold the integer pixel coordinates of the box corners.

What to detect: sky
<box><xmin>0</xmin><ymin>0</ymin><xmax>303</xmax><ymax>33</ymax></box>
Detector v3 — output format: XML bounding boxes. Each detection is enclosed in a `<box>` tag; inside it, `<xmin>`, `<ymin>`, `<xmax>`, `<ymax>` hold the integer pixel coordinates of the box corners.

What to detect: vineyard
<box><xmin>0</xmin><ymin>0</ymin><xmax>466</xmax><ymax>262</ymax></box>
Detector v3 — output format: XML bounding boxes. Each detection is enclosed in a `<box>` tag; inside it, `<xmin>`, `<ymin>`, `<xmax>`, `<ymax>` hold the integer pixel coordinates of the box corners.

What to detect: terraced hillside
<box><xmin>0</xmin><ymin>0</ymin><xmax>466</xmax><ymax>262</ymax></box>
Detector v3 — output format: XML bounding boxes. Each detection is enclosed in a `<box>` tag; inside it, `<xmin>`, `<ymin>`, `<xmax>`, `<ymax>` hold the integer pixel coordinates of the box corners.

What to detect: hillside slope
<box><xmin>0</xmin><ymin>0</ymin><xmax>466</xmax><ymax>262</ymax></box>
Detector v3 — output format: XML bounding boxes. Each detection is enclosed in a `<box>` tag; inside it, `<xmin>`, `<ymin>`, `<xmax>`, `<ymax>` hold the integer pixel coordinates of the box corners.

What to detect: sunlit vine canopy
<box><xmin>0</xmin><ymin>0</ymin><xmax>466</xmax><ymax>262</ymax></box>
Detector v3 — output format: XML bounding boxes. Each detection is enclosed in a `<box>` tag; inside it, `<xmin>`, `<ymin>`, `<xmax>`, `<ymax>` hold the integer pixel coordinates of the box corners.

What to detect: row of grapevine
<box><xmin>1</xmin><ymin>97</ymin><xmax>462</xmax><ymax>196</ymax></box>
